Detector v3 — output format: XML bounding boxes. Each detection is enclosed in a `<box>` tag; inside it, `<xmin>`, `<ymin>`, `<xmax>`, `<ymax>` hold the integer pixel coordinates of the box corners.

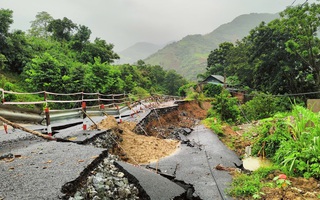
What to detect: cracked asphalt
<box><xmin>149</xmin><ymin>124</ymin><xmax>241</xmax><ymax>200</ymax></box>
<box><xmin>0</xmin><ymin>101</ymin><xmax>240</xmax><ymax>199</ymax></box>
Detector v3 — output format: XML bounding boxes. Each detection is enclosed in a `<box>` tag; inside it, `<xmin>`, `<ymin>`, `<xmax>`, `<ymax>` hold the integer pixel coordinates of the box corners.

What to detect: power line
<box><xmin>291</xmin><ymin>0</ymin><xmax>297</xmax><ymax>6</ymax></box>
<box><xmin>243</xmin><ymin>90</ymin><xmax>320</xmax><ymax>97</ymax></box>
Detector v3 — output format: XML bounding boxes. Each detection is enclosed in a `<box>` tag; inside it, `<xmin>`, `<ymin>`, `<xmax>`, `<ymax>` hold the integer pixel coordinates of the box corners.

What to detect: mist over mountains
<box><xmin>117</xmin><ymin>42</ymin><xmax>165</xmax><ymax>64</ymax></box>
<box><xmin>118</xmin><ymin>13</ymin><xmax>278</xmax><ymax>80</ymax></box>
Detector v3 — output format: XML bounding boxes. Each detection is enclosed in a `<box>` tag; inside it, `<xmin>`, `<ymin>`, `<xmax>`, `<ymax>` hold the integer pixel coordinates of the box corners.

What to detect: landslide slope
<box><xmin>144</xmin><ymin>13</ymin><xmax>278</xmax><ymax>80</ymax></box>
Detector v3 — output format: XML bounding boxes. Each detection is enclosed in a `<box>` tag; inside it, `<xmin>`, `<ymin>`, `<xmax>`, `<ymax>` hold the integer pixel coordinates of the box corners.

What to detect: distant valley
<box><xmin>117</xmin><ymin>42</ymin><xmax>165</xmax><ymax>64</ymax></box>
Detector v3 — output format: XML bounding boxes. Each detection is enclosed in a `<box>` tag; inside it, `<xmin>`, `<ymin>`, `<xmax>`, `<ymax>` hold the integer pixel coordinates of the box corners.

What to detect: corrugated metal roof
<box><xmin>210</xmin><ymin>75</ymin><xmax>224</xmax><ymax>83</ymax></box>
<box><xmin>201</xmin><ymin>75</ymin><xmax>225</xmax><ymax>84</ymax></box>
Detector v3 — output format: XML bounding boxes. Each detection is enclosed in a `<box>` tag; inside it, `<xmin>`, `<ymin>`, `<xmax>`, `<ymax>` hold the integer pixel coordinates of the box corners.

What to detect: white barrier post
<box><xmin>44</xmin><ymin>107</ymin><xmax>52</xmax><ymax>136</ymax></box>
<box><xmin>116</xmin><ymin>104</ymin><xmax>122</xmax><ymax>123</ymax></box>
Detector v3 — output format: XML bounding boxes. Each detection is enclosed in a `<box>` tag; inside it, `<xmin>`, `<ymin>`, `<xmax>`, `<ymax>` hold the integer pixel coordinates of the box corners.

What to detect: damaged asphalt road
<box><xmin>148</xmin><ymin>124</ymin><xmax>241</xmax><ymax>200</ymax></box>
<box><xmin>0</xmin><ymin>101</ymin><xmax>240</xmax><ymax>199</ymax></box>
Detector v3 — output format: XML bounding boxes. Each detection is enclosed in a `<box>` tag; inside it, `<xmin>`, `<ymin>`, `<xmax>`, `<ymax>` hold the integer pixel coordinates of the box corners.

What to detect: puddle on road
<box><xmin>242</xmin><ymin>157</ymin><xmax>271</xmax><ymax>171</ymax></box>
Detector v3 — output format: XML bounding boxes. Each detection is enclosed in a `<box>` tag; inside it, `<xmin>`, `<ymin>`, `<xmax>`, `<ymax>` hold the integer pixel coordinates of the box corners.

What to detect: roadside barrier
<box><xmin>3</xmin><ymin>122</ymin><xmax>8</xmax><ymax>134</ymax></box>
<box><xmin>0</xmin><ymin>89</ymin><xmax>184</xmax><ymax>134</ymax></box>
<box><xmin>82</xmin><ymin>101</ymin><xmax>87</xmax><ymax>130</ymax></box>
<box><xmin>44</xmin><ymin>107</ymin><xmax>52</xmax><ymax>136</ymax></box>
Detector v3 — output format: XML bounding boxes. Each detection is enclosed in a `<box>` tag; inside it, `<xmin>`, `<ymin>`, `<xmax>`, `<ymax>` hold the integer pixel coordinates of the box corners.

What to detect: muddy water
<box><xmin>242</xmin><ymin>157</ymin><xmax>271</xmax><ymax>171</ymax></box>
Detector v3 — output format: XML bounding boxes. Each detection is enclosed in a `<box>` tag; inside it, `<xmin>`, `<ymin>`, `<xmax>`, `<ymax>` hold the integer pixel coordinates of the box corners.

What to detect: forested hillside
<box><xmin>144</xmin><ymin>13</ymin><xmax>278</xmax><ymax>80</ymax></box>
<box><xmin>0</xmin><ymin>10</ymin><xmax>187</xmax><ymax>102</ymax></box>
<box><xmin>204</xmin><ymin>3</ymin><xmax>320</xmax><ymax>97</ymax></box>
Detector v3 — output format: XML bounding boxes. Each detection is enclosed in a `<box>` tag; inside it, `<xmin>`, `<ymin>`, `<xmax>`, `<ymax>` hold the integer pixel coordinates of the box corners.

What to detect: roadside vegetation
<box><xmin>192</xmin><ymin>84</ymin><xmax>320</xmax><ymax>199</ymax></box>
<box><xmin>0</xmin><ymin>10</ymin><xmax>187</xmax><ymax>109</ymax></box>
<box><xmin>2</xmin><ymin>2</ymin><xmax>320</xmax><ymax>199</ymax></box>
<box><xmin>190</xmin><ymin>3</ymin><xmax>320</xmax><ymax>199</ymax></box>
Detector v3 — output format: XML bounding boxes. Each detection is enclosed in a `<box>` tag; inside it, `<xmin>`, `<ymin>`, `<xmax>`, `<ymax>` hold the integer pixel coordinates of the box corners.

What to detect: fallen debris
<box><xmin>0</xmin><ymin>116</ymin><xmax>55</xmax><ymax>140</ymax></box>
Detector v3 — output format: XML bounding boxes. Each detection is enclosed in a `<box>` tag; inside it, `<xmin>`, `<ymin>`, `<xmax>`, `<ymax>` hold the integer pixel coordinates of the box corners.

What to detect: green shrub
<box><xmin>228</xmin><ymin>173</ymin><xmax>261</xmax><ymax>197</ymax></box>
<box><xmin>131</xmin><ymin>86</ymin><xmax>150</xmax><ymax>100</ymax></box>
<box><xmin>178</xmin><ymin>82</ymin><xmax>197</xmax><ymax>97</ymax></box>
<box><xmin>211</xmin><ymin>89</ymin><xmax>241</xmax><ymax>123</ymax></box>
<box><xmin>273</xmin><ymin>106</ymin><xmax>320</xmax><ymax>179</ymax></box>
<box><xmin>228</xmin><ymin>166</ymin><xmax>278</xmax><ymax>199</ymax></box>
<box><xmin>251</xmin><ymin>105</ymin><xmax>320</xmax><ymax>179</ymax></box>
<box><xmin>203</xmin><ymin>84</ymin><xmax>223</xmax><ymax>97</ymax></box>
<box><xmin>241</xmin><ymin>92</ymin><xmax>291</xmax><ymax>121</ymax></box>
<box><xmin>251</xmin><ymin>115</ymin><xmax>291</xmax><ymax>158</ymax></box>
<box><xmin>3</xmin><ymin>82</ymin><xmax>18</xmax><ymax>102</ymax></box>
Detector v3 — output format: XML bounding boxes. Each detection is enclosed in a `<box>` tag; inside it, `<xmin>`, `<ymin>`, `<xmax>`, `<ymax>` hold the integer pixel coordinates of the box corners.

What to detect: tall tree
<box><xmin>78</xmin><ymin>38</ymin><xmax>119</xmax><ymax>64</ymax></box>
<box><xmin>283</xmin><ymin>3</ymin><xmax>320</xmax><ymax>88</ymax></box>
<box><xmin>28</xmin><ymin>11</ymin><xmax>53</xmax><ymax>38</ymax></box>
<box><xmin>0</xmin><ymin>9</ymin><xmax>13</xmax><ymax>70</ymax></box>
<box><xmin>0</xmin><ymin>9</ymin><xmax>13</xmax><ymax>36</ymax></box>
<box><xmin>163</xmin><ymin>70</ymin><xmax>187</xmax><ymax>95</ymax></box>
<box><xmin>207</xmin><ymin>42</ymin><xmax>234</xmax><ymax>76</ymax></box>
<box><xmin>71</xmin><ymin>25</ymin><xmax>91</xmax><ymax>51</ymax></box>
<box><xmin>23</xmin><ymin>52</ymin><xmax>67</xmax><ymax>92</ymax></box>
<box><xmin>4</xmin><ymin>30</ymin><xmax>32</xmax><ymax>73</ymax></box>
<box><xmin>47</xmin><ymin>17</ymin><xmax>76</xmax><ymax>41</ymax></box>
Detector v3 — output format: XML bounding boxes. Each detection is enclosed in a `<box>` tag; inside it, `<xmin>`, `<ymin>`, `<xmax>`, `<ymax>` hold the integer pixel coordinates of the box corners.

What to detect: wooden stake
<box><xmin>0</xmin><ymin>116</ymin><xmax>55</xmax><ymax>141</ymax></box>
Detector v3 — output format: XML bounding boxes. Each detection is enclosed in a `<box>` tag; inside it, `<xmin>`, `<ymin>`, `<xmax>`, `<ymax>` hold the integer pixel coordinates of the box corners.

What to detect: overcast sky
<box><xmin>1</xmin><ymin>0</ymin><xmax>318</xmax><ymax>51</ymax></box>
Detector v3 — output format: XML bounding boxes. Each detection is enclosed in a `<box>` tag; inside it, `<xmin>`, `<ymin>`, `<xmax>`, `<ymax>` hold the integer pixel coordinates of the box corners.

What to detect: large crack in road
<box><xmin>0</xmin><ymin>100</ymin><xmax>240</xmax><ymax>199</ymax></box>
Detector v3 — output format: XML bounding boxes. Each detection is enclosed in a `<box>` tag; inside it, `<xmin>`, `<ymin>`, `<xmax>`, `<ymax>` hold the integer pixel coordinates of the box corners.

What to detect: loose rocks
<box><xmin>69</xmin><ymin>155</ymin><xmax>139</xmax><ymax>200</ymax></box>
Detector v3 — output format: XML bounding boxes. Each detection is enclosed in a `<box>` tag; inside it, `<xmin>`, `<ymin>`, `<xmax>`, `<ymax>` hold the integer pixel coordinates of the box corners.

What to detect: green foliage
<box><xmin>131</xmin><ymin>87</ymin><xmax>150</xmax><ymax>100</ymax></box>
<box><xmin>228</xmin><ymin>166</ymin><xmax>278</xmax><ymax>198</ymax></box>
<box><xmin>207</xmin><ymin>42</ymin><xmax>234</xmax><ymax>74</ymax></box>
<box><xmin>78</xmin><ymin>38</ymin><xmax>119</xmax><ymax>64</ymax></box>
<box><xmin>228</xmin><ymin>173</ymin><xmax>261</xmax><ymax>197</ymax></box>
<box><xmin>4</xmin><ymin>30</ymin><xmax>32</xmax><ymax>73</ymax></box>
<box><xmin>273</xmin><ymin>106</ymin><xmax>320</xmax><ymax>179</ymax></box>
<box><xmin>0</xmin><ymin>9</ymin><xmax>13</xmax><ymax>35</ymax></box>
<box><xmin>84</xmin><ymin>58</ymin><xmax>124</xmax><ymax>93</ymax></box>
<box><xmin>23</xmin><ymin>52</ymin><xmax>67</xmax><ymax>92</ymax></box>
<box><xmin>0</xmin><ymin>54</ymin><xmax>7</xmax><ymax>69</ymax></box>
<box><xmin>273</xmin><ymin>174</ymin><xmax>291</xmax><ymax>188</ymax></box>
<box><xmin>163</xmin><ymin>70</ymin><xmax>188</xmax><ymax>96</ymax></box>
<box><xmin>28</xmin><ymin>11</ymin><xmax>53</xmax><ymax>38</ymax></box>
<box><xmin>178</xmin><ymin>82</ymin><xmax>197</xmax><ymax>97</ymax></box>
<box><xmin>204</xmin><ymin>108</ymin><xmax>224</xmax><ymax>135</ymax></box>
<box><xmin>203</xmin><ymin>84</ymin><xmax>223</xmax><ymax>97</ymax></box>
<box><xmin>211</xmin><ymin>89</ymin><xmax>241</xmax><ymax>123</ymax></box>
<box><xmin>200</xmin><ymin>3</ymin><xmax>320</xmax><ymax>97</ymax></box>
<box><xmin>241</xmin><ymin>92</ymin><xmax>291</xmax><ymax>121</ymax></box>
<box><xmin>251</xmin><ymin>116</ymin><xmax>291</xmax><ymax>159</ymax></box>
<box><xmin>47</xmin><ymin>17</ymin><xmax>76</xmax><ymax>41</ymax></box>
<box><xmin>251</xmin><ymin>105</ymin><xmax>320</xmax><ymax>179</ymax></box>
<box><xmin>144</xmin><ymin>13</ymin><xmax>277</xmax><ymax>80</ymax></box>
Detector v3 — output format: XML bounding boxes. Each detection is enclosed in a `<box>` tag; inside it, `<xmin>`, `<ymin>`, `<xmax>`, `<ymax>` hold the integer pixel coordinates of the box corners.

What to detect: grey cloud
<box><xmin>1</xmin><ymin>0</ymin><xmax>317</xmax><ymax>51</ymax></box>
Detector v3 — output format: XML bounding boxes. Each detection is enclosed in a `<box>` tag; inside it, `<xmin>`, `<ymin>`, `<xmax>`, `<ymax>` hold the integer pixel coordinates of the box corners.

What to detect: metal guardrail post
<box><xmin>44</xmin><ymin>107</ymin><xmax>52</xmax><ymax>136</ymax></box>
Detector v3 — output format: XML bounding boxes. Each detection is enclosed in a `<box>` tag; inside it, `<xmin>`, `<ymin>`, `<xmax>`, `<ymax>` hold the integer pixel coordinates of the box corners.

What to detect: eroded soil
<box><xmin>92</xmin><ymin>101</ymin><xmax>210</xmax><ymax>164</ymax></box>
<box><xmin>93</xmin><ymin>100</ymin><xmax>320</xmax><ymax>199</ymax></box>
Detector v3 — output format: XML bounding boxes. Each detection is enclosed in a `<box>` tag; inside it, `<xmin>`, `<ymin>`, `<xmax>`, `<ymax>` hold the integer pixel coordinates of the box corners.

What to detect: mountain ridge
<box><xmin>144</xmin><ymin>13</ymin><xmax>279</xmax><ymax>80</ymax></box>
<box><xmin>117</xmin><ymin>42</ymin><xmax>165</xmax><ymax>64</ymax></box>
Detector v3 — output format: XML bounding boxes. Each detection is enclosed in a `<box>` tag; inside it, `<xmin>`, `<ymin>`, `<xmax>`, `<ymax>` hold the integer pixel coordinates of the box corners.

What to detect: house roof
<box><xmin>202</xmin><ymin>75</ymin><xmax>225</xmax><ymax>84</ymax></box>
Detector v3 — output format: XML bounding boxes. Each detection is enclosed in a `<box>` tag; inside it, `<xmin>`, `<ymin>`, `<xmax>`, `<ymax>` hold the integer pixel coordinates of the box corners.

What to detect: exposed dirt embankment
<box><xmin>93</xmin><ymin>100</ymin><xmax>210</xmax><ymax>164</ymax></box>
<box><xmin>144</xmin><ymin>101</ymin><xmax>210</xmax><ymax>138</ymax></box>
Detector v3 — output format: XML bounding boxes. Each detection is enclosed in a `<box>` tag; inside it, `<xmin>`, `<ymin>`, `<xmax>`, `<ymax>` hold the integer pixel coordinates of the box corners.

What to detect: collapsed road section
<box><xmin>0</xmin><ymin>100</ymin><xmax>240</xmax><ymax>199</ymax></box>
